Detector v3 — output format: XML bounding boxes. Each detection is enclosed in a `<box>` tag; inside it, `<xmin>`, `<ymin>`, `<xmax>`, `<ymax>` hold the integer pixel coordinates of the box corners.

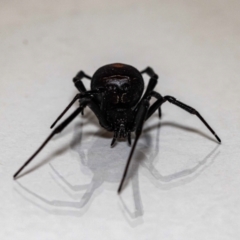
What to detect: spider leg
<box><xmin>139</xmin><ymin>67</ymin><xmax>158</xmax><ymax>103</ymax></box>
<box><xmin>141</xmin><ymin>66</ymin><xmax>156</xmax><ymax>78</ymax></box>
<box><xmin>50</xmin><ymin>93</ymin><xmax>81</xmax><ymax>128</ymax></box>
<box><xmin>127</xmin><ymin>132</ymin><xmax>131</xmax><ymax>146</ymax></box>
<box><xmin>13</xmin><ymin>105</ymin><xmax>85</xmax><ymax>179</ymax></box>
<box><xmin>138</xmin><ymin>66</ymin><xmax>161</xmax><ymax>116</ymax></box>
<box><xmin>13</xmin><ymin>94</ymin><xmax>102</xmax><ymax>179</ymax></box>
<box><xmin>118</xmin><ymin>99</ymin><xmax>150</xmax><ymax>194</ymax></box>
<box><xmin>73</xmin><ymin>71</ymin><xmax>92</xmax><ymax>116</ymax></box>
<box><xmin>164</xmin><ymin>95</ymin><xmax>221</xmax><ymax>143</ymax></box>
<box><xmin>50</xmin><ymin>89</ymin><xmax>106</xmax><ymax>129</ymax></box>
<box><xmin>146</xmin><ymin>95</ymin><xmax>165</xmax><ymax>120</ymax></box>
<box><xmin>87</xmin><ymin>98</ymin><xmax>112</xmax><ymax>131</ymax></box>
<box><xmin>111</xmin><ymin>131</ymin><xmax>118</xmax><ymax>147</ymax></box>
<box><xmin>151</xmin><ymin>91</ymin><xmax>163</xmax><ymax>118</ymax></box>
<box><xmin>73</xmin><ymin>70</ymin><xmax>91</xmax><ymax>93</ymax></box>
<box><xmin>14</xmin><ymin>96</ymin><xmax>112</xmax><ymax>179</ymax></box>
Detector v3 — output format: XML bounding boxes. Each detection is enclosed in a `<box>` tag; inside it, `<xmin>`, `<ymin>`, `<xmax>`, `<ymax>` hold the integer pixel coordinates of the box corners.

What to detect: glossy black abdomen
<box><xmin>91</xmin><ymin>63</ymin><xmax>144</xmax><ymax>107</ymax></box>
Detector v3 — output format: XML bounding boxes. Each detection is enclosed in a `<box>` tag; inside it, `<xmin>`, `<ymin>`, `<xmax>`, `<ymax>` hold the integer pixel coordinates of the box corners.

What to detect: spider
<box><xmin>13</xmin><ymin>63</ymin><xmax>221</xmax><ymax>193</ymax></box>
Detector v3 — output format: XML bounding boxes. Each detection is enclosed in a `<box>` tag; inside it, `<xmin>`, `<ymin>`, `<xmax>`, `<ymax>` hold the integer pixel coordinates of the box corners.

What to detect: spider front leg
<box><xmin>118</xmin><ymin>99</ymin><xmax>150</xmax><ymax>193</ymax></box>
<box><xmin>50</xmin><ymin>89</ymin><xmax>105</xmax><ymax>129</ymax></box>
<box><xmin>13</xmin><ymin>105</ymin><xmax>85</xmax><ymax>179</ymax></box>
<box><xmin>73</xmin><ymin>70</ymin><xmax>92</xmax><ymax>93</ymax></box>
<box><xmin>140</xmin><ymin>66</ymin><xmax>161</xmax><ymax>117</ymax></box>
<box><xmin>164</xmin><ymin>95</ymin><xmax>221</xmax><ymax>143</ymax></box>
<box><xmin>13</xmin><ymin>94</ymin><xmax>111</xmax><ymax>179</ymax></box>
<box><xmin>151</xmin><ymin>91</ymin><xmax>163</xmax><ymax>118</ymax></box>
<box><xmin>141</xmin><ymin>66</ymin><xmax>157</xmax><ymax>78</ymax></box>
<box><xmin>139</xmin><ymin>67</ymin><xmax>158</xmax><ymax>103</ymax></box>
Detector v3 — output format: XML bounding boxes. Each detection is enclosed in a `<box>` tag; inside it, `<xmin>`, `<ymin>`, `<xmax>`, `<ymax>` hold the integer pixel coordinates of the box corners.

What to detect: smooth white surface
<box><xmin>1</xmin><ymin>0</ymin><xmax>240</xmax><ymax>239</ymax></box>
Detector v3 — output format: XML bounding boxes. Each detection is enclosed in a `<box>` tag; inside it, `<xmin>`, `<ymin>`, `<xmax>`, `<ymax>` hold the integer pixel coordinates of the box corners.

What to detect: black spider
<box><xmin>13</xmin><ymin>63</ymin><xmax>221</xmax><ymax>193</ymax></box>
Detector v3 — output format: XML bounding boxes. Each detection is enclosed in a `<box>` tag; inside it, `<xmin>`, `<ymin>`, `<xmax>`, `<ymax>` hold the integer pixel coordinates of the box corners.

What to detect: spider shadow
<box><xmin>15</xmin><ymin>114</ymin><xmax>220</xmax><ymax>223</ymax></box>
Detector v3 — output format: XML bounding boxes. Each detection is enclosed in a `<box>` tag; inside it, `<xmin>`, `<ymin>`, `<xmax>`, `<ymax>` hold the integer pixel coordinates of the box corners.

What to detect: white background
<box><xmin>1</xmin><ymin>0</ymin><xmax>240</xmax><ymax>239</ymax></box>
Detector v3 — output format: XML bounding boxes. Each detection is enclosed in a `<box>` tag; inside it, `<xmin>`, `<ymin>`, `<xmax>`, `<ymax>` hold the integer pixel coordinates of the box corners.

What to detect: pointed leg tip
<box><xmin>117</xmin><ymin>182</ymin><xmax>123</xmax><ymax>194</ymax></box>
<box><xmin>111</xmin><ymin>138</ymin><xmax>116</xmax><ymax>148</ymax></box>
<box><xmin>215</xmin><ymin>134</ymin><xmax>221</xmax><ymax>144</ymax></box>
<box><xmin>118</xmin><ymin>182</ymin><xmax>124</xmax><ymax>194</ymax></box>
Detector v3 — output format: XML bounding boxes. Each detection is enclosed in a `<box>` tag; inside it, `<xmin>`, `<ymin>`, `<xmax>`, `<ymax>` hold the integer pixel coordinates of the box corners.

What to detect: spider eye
<box><xmin>122</xmin><ymin>83</ymin><xmax>130</xmax><ymax>91</ymax></box>
<box><xmin>107</xmin><ymin>85</ymin><xmax>113</xmax><ymax>91</ymax></box>
<box><xmin>106</xmin><ymin>84</ymin><xmax>118</xmax><ymax>92</ymax></box>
